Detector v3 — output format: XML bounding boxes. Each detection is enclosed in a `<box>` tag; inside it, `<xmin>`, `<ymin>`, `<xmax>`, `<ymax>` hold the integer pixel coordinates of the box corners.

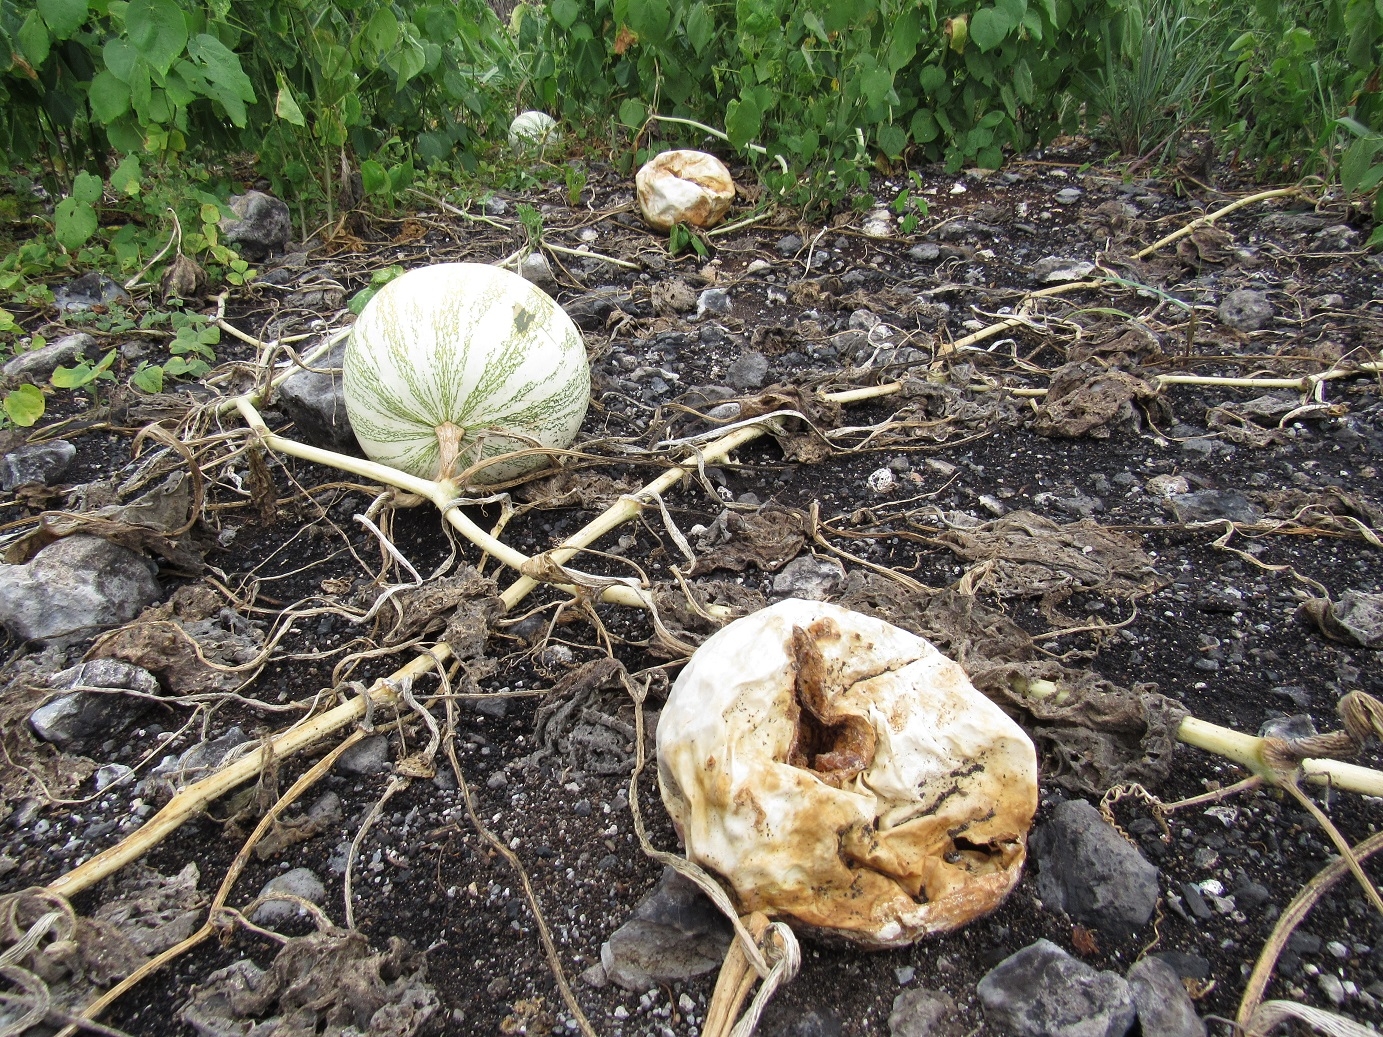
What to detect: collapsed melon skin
<box><xmin>657</xmin><ymin>599</ymin><xmax>1039</xmax><ymax>948</ymax></box>
<box><xmin>343</xmin><ymin>263</ymin><xmax>590</xmax><ymax>484</ymax></box>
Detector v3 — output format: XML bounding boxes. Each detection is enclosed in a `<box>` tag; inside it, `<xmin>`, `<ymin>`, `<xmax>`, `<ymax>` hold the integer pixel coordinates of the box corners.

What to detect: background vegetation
<box><xmin>0</xmin><ymin>0</ymin><xmax>1380</xmax><ymax>314</ymax></box>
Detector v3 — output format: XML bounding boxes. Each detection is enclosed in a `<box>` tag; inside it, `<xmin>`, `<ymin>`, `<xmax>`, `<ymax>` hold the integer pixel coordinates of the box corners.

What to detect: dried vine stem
<box><xmin>47</xmin><ymin>648</ymin><xmax>446</xmax><ymax>900</ymax></box>
<box><xmin>1133</xmin><ymin>186</ymin><xmax>1303</xmax><ymax>259</ymax></box>
<box><xmin>1238</xmin><ymin>831</ymin><xmax>1383</xmax><ymax>1030</ymax></box>
<box><xmin>52</xmin><ymin>729</ymin><xmax>368</xmax><ymax>1037</ymax></box>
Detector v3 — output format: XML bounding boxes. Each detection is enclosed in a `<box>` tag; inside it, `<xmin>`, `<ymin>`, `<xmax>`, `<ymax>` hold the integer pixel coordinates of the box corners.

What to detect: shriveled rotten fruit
<box><xmin>657</xmin><ymin>599</ymin><xmax>1038</xmax><ymax>948</ymax></box>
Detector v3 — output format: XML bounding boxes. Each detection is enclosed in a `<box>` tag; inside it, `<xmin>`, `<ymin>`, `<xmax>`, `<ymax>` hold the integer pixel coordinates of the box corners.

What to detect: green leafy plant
<box><xmin>3</xmin><ymin>383</ymin><xmax>46</xmax><ymax>427</ymax></box>
<box><xmin>668</xmin><ymin>222</ymin><xmax>708</xmax><ymax>258</ymax></box>
<box><xmin>1083</xmin><ymin>0</ymin><xmax>1222</xmax><ymax>160</ymax></box>
<box><xmin>349</xmin><ymin>264</ymin><xmax>406</xmax><ymax>315</ymax></box>
<box><xmin>51</xmin><ymin>348</ymin><xmax>117</xmax><ymax>400</ymax></box>
<box><xmin>565</xmin><ymin>162</ymin><xmax>588</xmax><ymax>207</ymax></box>
<box><xmin>516</xmin><ymin>202</ymin><xmax>544</xmax><ymax>246</ymax></box>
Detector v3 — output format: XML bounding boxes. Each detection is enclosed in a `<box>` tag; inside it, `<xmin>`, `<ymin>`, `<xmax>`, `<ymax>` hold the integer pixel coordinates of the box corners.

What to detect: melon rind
<box><xmin>343</xmin><ymin>263</ymin><xmax>590</xmax><ymax>484</ymax></box>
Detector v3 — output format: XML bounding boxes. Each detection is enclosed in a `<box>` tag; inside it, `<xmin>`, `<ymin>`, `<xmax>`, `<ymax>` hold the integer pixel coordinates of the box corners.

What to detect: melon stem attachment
<box><xmin>433</xmin><ymin>421</ymin><xmax>465</xmax><ymax>485</ymax></box>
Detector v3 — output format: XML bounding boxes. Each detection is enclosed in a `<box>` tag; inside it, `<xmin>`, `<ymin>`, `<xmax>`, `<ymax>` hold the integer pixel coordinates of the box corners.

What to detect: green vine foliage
<box><xmin>0</xmin><ymin>0</ymin><xmax>519</xmax><ymax>205</ymax></box>
<box><xmin>529</xmin><ymin>0</ymin><xmax>1117</xmax><ymax>204</ymax></box>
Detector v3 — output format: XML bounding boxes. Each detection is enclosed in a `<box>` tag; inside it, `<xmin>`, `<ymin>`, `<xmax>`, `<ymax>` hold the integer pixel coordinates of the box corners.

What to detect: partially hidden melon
<box><xmin>343</xmin><ymin>263</ymin><xmax>590</xmax><ymax>485</ymax></box>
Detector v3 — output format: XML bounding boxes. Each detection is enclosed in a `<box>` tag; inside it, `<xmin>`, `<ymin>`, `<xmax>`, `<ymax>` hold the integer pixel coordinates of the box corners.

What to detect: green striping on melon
<box><xmin>343</xmin><ymin>263</ymin><xmax>590</xmax><ymax>485</ymax></box>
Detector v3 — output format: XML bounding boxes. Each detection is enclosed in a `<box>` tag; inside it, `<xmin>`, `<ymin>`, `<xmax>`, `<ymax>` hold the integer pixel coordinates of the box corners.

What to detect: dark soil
<box><xmin>4</xmin><ymin>136</ymin><xmax>1383</xmax><ymax>1037</ymax></box>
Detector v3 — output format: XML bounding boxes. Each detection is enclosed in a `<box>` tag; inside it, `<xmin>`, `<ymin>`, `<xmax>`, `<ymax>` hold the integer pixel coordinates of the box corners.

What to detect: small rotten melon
<box><xmin>657</xmin><ymin>598</ymin><xmax>1038</xmax><ymax>948</ymax></box>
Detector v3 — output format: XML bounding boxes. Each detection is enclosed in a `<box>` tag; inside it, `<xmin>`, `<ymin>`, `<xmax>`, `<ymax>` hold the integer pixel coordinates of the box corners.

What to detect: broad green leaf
<box><xmin>51</xmin><ymin>362</ymin><xmax>92</xmax><ymax>389</ymax></box>
<box><xmin>130</xmin><ymin>363</ymin><xmax>164</xmax><ymax>393</ymax></box>
<box><xmin>1341</xmin><ymin>134</ymin><xmax>1383</xmax><ymax>193</ymax></box>
<box><xmin>877</xmin><ymin>122</ymin><xmax>907</xmax><ymax>158</ymax></box>
<box><xmin>104</xmin><ymin>38</ymin><xmax>139</xmax><ymax>81</ymax></box>
<box><xmin>888</xmin><ymin>9</ymin><xmax>921</xmax><ymax>71</ymax></box>
<box><xmin>801</xmin><ymin>10</ymin><xmax>827</xmax><ymax>41</ymax></box>
<box><xmin>910</xmin><ymin>108</ymin><xmax>939</xmax><ymax>143</ymax></box>
<box><xmin>274</xmin><ymin>72</ymin><xmax>305</xmax><ymax>125</ymax></box>
<box><xmin>38</xmin><ymin>0</ymin><xmax>89</xmax><ymax>39</ymax></box>
<box><xmin>360</xmin><ymin>159</ymin><xmax>389</xmax><ymax>195</ymax></box>
<box><xmin>860</xmin><ymin>67</ymin><xmax>894</xmax><ymax>106</ymax></box>
<box><xmin>54</xmin><ymin>197</ymin><xmax>97</xmax><ymax>250</ymax></box>
<box><xmin>72</xmin><ymin>170</ymin><xmax>102</xmax><ymax>204</ymax></box>
<box><xmin>18</xmin><ymin>11</ymin><xmax>52</xmax><ymax>67</ymax></box>
<box><xmin>3</xmin><ymin>385</ymin><xmax>45</xmax><ymax>427</ymax></box>
<box><xmin>110</xmin><ymin>154</ymin><xmax>141</xmax><ymax>196</ymax></box>
<box><xmin>389</xmin><ymin>30</ymin><xmax>427</xmax><ymax>85</ymax></box>
<box><xmin>1013</xmin><ymin>57</ymin><xmax>1033</xmax><ymax>103</ymax></box>
<box><xmin>724</xmin><ymin>94</ymin><xmax>761</xmax><ymax>149</ymax></box>
<box><xmin>126</xmin><ymin>0</ymin><xmax>188</xmax><ymax>74</ymax></box>
<box><xmin>550</xmin><ymin>0</ymin><xmax>579</xmax><ymax>29</ymax></box>
<box><xmin>918</xmin><ymin>65</ymin><xmax>946</xmax><ymax>93</ymax></box>
<box><xmin>995</xmin><ymin>0</ymin><xmax>1026</xmax><ymax>25</ymax></box>
<box><xmin>365</xmin><ymin>7</ymin><xmax>399</xmax><ymax>53</ymax></box>
<box><xmin>618</xmin><ymin>98</ymin><xmax>647</xmax><ymax>128</ymax></box>
<box><xmin>628</xmin><ymin>0</ymin><xmax>669</xmax><ymax>42</ymax></box>
<box><xmin>969</xmin><ymin>8</ymin><xmax>1011</xmax><ymax>51</ymax></box>
<box><xmin>88</xmin><ymin>69</ymin><xmax>132</xmax><ymax>121</ymax></box>
<box><xmin>187</xmin><ymin>34</ymin><xmax>255</xmax><ymax>124</ymax></box>
<box><xmin>685</xmin><ymin>2</ymin><xmax>712</xmax><ymax>53</ymax></box>
<box><xmin>0</xmin><ymin>308</ymin><xmax>18</xmax><ymax>333</ymax></box>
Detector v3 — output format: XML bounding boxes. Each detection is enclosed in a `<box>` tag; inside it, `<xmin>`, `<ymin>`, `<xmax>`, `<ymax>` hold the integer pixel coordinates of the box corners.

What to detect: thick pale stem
<box><xmin>236</xmin><ymin>398</ymin><xmax>652</xmax><ymax>610</ymax></box>
<box><xmin>499</xmin><ymin>424</ymin><xmax>765</xmax><ymax>609</ymax></box>
<box><xmin>48</xmin><ymin>650</ymin><xmax>447</xmax><ymax>899</ymax></box>
<box><xmin>1177</xmin><ymin>716</ymin><xmax>1383</xmax><ymax>797</ymax></box>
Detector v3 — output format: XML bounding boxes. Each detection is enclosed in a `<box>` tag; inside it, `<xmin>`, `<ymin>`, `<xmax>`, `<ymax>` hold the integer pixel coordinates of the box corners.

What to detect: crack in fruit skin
<box><xmin>786</xmin><ymin>622</ymin><xmax>877</xmax><ymax>787</ymax></box>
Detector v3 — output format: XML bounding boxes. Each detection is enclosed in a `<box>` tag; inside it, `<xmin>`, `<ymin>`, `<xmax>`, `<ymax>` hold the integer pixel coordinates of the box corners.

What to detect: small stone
<box><xmin>220</xmin><ymin>191</ymin><xmax>293</xmax><ymax>261</ymax></box>
<box><xmin>1055</xmin><ymin>188</ymin><xmax>1082</xmax><ymax>205</ymax></box>
<box><xmin>908</xmin><ymin>243</ymin><xmax>941</xmax><ymax>262</ymax></box>
<box><xmin>746</xmin><ymin>259</ymin><xmax>772</xmax><ymax>275</ymax></box>
<box><xmin>0</xmin><ymin>535</ymin><xmax>161</xmax><ymax>645</ymax></box>
<box><xmin>726</xmin><ymin>352</ymin><xmax>770</xmax><ymax>391</ymax></box>
<box><xmin>776</xmin><ymin>234</ymin><xmax>804</xmax><ymax>256</ymax></box>
<box><xmin>1170</xmin><ymin>490</ymin><xmax>1264</xmax><ymax>524</ymax></box>
<box><xmin>697</xmin><ymin>288</ymin><xmax>733</xmax><ymax>318</ymax></box>
<box><xmin>894</xmin><ymin>966</ymin><xmax>916</xmax><ymax>986</ymax></box>
<box><xmin>53</xmin><ymin>273</ymin><xmax>129</xmax><ymax>313</ymax></box>
<box><xmin>1318</xmin><ymin>972</ymin><xmax>1346</xmax><ymax>1006</ymax></box>
<box><xmin>889</xmin><ymin>988</ymin><xmax>965</xmax><ymax>1037</ymax></box>
<box><xmin>1127</xmin><ymin>957</ymin><xmax>1206</xmax><ymax>1037</ymax></box>
<box><xmin>519</xmin><ymin>252</ymin><xmax>556</xmax><ymax>287</ymax></box>
<box><xmin>1181</xmin><ymin>882</ymin><xmax>1213</xmax><ymax>921</ymax></box>
<box><xmin>1033</xmin><ymin>257</ymin><xmax>1095</xmax><ymax>283</ymax></box>
<box><xmin>0</xmin><ymin>440</ymin><xmax>76</xmax><ymax>490</ymax></box>
<box><xmin>94</xmin><ymin>763</ymin><xmax>134</xmax><ymax>791</ymax></box>
<box><xmin>3</xmin><ymin>333</ymin><xmax>92</xmax><ymax>383</ymax></box>
<box><xmin>863</xmin><ymin>209</ymin><xmax>892</xmax><ymax>237</ymax></box>
<box><xmin>1259</xmin><ymin>714</ymin><xmax>1316</xmax><ymax>741</ymax></box>
<box><xmin>771</xmin><ymin>555</ymin><xmax>846</xmax><ymax>601</ymax></box>
<box><xmin>251</xmin><ymin>867</ymin><xmax>326</xmax><ymax>924</ymax></box>
<box><xmin>599</xmin><ymin>867</ymin><xmax>733</xmax><ymax>991</ymax></box>
<box><xmin>978</xmin><ymin>494</ymin><xmax>1007</xmax><ymax>517</ymax></box>
<box><xmin>867</xmin><ymin>467</ymin><xmax>897</xmax><ymax>494</ymax></box>
<box><xmin>336</xmin><ymin>734</ymin><xmax>391</xmax><ymax>775</ymax></box>
<box><xmin>1327</xmin><ymin>941</ymin><xmax>1351</xmax><ymax>960</ymax></box>
<box><xmin>276</xmin><ymin>339</ymin><xmax>356</xmax><ymax>452</ymax></box>
<box><xmin>1218</xmin><ymin>290</ymin><xmax>1274</xmax><ymax>332</ymax></box>
<box><xmin>978</xmin><ymin>939</ymin><xmax>1136</xmax><ymax>1037</ymax></box>
<box><xmin>486</xmin><ymin>770</ymin><xmax>508</xmax><ymax>789</ymax></box>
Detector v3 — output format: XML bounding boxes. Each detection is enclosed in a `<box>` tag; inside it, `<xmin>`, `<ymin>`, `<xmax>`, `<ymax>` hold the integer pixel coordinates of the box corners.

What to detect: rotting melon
<box><xmin>343</xmin><ymin>262</ymin><xmax>590</xmax><ymax>485</ymax></box>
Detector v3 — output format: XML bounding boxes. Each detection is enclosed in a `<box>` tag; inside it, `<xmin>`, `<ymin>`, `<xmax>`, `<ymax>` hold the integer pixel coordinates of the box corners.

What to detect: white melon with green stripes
<box><xmin>343</xmin><ymin>263</ymin><xmax>590</xmax><ymax>484</ymax></box>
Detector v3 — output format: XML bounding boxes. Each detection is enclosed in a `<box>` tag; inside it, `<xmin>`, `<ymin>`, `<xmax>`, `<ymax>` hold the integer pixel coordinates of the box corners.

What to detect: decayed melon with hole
<box><xmin>343</xmin><ymin>263</ymin><xmax>590</xmax><ymax>485</ymax></box>
<box><xmin>658</xmin><ymin>599</ymin><xmax>1038</xmax><ymax>948</ymax></box>
<box><xmin>635</xmin><ymin>150</ymin><xmax>736</xmax><ymax>232</ymax></box>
